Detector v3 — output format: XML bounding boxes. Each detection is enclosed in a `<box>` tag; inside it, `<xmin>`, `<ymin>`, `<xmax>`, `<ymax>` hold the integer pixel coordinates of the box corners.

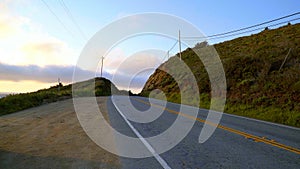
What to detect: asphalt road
<box><xmin>107</xmin><ymin>96</ymin><xmax>300</xmax><ymax>169</ymax></box>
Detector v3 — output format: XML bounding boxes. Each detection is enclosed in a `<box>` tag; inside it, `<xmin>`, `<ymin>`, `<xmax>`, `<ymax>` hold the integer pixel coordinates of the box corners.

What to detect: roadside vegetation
<box><xmin>0</xmin><ymin>77</ymin><xmax>125</xmax><ymax>116</ymax></box>
<box><xmin>1</xmin><ymin>24</ymin><xmax>299</xmax><ymax>127</ymax></box>
<box><xmin>140</xmin><ymin>23</ymin><xmax>300</xmax><ymax>127</ymax></box>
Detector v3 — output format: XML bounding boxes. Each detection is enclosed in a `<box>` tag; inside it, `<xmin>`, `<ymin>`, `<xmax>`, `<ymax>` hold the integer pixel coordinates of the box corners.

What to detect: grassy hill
<box><xmin>140</xmin><ymin>23</ymin><xmax>300</xmax><ymax>127</ymax></box>
<box><xmin>0</xmin><ymin>77</ymin><xmax>126</xmax><ymax>116</ymax></box>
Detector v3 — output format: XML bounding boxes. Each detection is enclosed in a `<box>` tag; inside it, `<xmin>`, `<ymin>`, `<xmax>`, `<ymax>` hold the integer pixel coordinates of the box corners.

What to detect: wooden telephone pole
<box><xmin>179</xmin><ymin>30</ymin><xmax>182</xmax><ymax>60</ymax></box>
<box><xmin>100</xmin><ymin>56</ymin><xmax>104</xmax><ymax>77</ymax></box>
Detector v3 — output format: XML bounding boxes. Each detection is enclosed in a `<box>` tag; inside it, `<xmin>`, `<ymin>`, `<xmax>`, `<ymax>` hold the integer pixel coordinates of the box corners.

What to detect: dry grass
<box><xmin>0</xmin><ymin>97</ymin><xmax>120</xmax><ymax>169</ymax></box>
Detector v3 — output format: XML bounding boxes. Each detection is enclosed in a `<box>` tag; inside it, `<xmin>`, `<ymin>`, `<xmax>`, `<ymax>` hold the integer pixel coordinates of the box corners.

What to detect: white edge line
<box><xmin>222</xmin><ymin>112</ymin><xmax>300</xmax><ymax>131</ymax></box>
<box><xmin>141</xmin><ymin>97</ymin><xmax>300</xmax><ymax>131</ymax></box>
<box><xmin>111</xmin><ymin>96</ymin><xmax>172</xmax><ymax>169</ymax></box>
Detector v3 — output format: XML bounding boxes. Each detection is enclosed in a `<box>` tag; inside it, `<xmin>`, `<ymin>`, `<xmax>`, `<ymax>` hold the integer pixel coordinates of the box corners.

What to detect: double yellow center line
<box><xmin>133</xmin><ymin>98</ymin><xmax>300</xmax><ymax>155</ymax></box>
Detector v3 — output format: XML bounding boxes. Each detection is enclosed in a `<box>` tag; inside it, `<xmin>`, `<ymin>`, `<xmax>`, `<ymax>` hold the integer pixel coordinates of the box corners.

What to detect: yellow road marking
<box><xmin>133</xmin><ymin>98</ymin><xmax>300</xmax><ymax>155</ymax></box>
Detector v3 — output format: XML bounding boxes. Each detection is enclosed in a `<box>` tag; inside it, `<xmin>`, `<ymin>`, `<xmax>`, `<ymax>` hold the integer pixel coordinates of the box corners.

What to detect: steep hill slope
<box><xmin>140</xmin><ymin>23</ymin><xmax>300</xmax><ymax>127</ymax></box>
<box><xmin>0</xmin><ymin>77</ymin><xmax>125</xmax><ymax>115</ymax></box>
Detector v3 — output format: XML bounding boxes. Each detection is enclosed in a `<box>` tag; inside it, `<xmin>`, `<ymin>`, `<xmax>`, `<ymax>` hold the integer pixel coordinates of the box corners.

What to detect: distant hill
<box><xmin>0</xmin><ymin>77</ymin><xmax>127</xmax><ymax>116</ymax></box>
<box><xmin>140</xmin><ymin>23</ymin><xmax>300</xmax><ymax>127</ymax></box>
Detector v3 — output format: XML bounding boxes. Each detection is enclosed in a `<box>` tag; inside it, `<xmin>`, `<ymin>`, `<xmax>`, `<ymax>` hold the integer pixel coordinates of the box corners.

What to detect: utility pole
<box><xmin>100</xmin><ymin>56</ymin><xmax>104</xmax><ymax>77</ymax></box>
<box><xmin>57</xmin><ymin>78</ymin><xmax>61</xmax><ymax>92</ymax></box>
<box><xmin>179</xmin><ymin>30</ymin><xmax>182</xmax><ymax>60</ymax></box>
<box><xmin>167</xmin><ymin>50</ymin><xmax>169</xmax><ymax>59</ymax></box>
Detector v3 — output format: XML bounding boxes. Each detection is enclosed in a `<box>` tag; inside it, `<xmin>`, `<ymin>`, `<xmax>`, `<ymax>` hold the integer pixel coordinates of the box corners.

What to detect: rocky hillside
<box><xmin>140</xmin><ymin>23</ymin><xmax>300</xmax><ymax>127</ymax></box>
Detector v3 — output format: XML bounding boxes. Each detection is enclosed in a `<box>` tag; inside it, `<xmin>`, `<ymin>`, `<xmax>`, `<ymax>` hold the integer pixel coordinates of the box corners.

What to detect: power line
<box><xmin>59</xmin><ymin>0</ymin><xmax>87</xmax><ymax>40</ymax></box>
<box><xmin>181</xmin><ymin>17</ymin><xmax>300</xmax><ymax>41</ymax></box>
<box><xmin>162</xmin><ymin>40</ymin><xmax>178</xmax><ymax>61</ymax></box>
<box><xmin>207</xmin><ymin>18</ymin><xmax>300</xmax><ymax>41</ymax></box>
<box><xmin>168</xmin><ymin>40</ymin><xmax>178</xmax><ymax>52</ymax></box>
<box><xmin>162</xmin><ymin>15</ymin><xmax>300</xmax><ymax>62</ymax></box>
<box><xmin>41</xmin><ymin>0</ymin><xmax>75</xmax><ymax>37</ymax></box>
<box><xmin>182</xmin><ymin>11</ymin><xmax>300</xmax><ymax>39</ymax></box>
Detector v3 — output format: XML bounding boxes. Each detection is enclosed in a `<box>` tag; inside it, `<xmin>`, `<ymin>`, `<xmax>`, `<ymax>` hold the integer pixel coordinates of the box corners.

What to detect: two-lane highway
<box><xmin>107</xmin><ymin>96</ymin><xmax>300</xmax><ymax>169</ymax></box>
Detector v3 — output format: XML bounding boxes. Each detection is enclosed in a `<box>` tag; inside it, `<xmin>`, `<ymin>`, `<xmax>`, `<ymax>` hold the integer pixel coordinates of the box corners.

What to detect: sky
<box><xmin>0</xmin><ymin>0</ymin><xmax>299</xmax><ymax>94</ymax></box>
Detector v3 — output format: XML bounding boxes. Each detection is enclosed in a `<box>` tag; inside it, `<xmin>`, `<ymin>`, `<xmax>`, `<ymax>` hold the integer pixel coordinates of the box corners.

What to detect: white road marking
<box><xmin>111</xmin><ymin>96</ymin><xmax>171</xmax><ymax>169</ymax></box>
<box><xmin>157</xmin><ymin>97</ymin><xmax>299</xmax><ymax>131</ymax></box>
<box><xmin>222</xmin><ymin>112</ymin><xmax>300</xmax><ymax>130</ymax></box>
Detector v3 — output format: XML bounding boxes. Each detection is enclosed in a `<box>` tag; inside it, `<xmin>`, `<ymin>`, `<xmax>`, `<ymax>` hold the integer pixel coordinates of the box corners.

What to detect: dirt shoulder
<box><xmin>0</xmin><ymin>97</ymin><xmax>120</xmax><ymax>169</ymax></box>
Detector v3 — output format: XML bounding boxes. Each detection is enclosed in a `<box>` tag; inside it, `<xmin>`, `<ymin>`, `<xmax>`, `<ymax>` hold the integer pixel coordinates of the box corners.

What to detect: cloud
<box><xmin>22</xmin><ymin>42</ymin><xmax>63</xmax><ymax>54</ymax></box>
<box><xmin>0</xmin><ymin>18</ymin><xmax>15</xmax><ymax>37</ymax></box>
<box><xmin>0</xmin><ymin>61</ymin><xmax>148</xmax><ymax>93</ymax></box>
<box><xmin>0</xmin><ymin>1</ymin><xmax>22</xmax><ymax>37</ymax></box>
<box><xmin>104</xmin><ymin>48</ymin><xmax>163</xmax><ymax>75</ymax></box>
<box><xmin>0</xmin><ymin>0</ymin><xmax>77</xmax><ymax>66</ymax></box>
<box><xmin>0</xmin><ymin>62</ymin><xmax>112</xmax><ymax>84</ymax></box>
<box><xmin>0</xmin><ymin>0</ymin><xmax>32</xmax><ymax>39</ymax></box>
<box><xmin>101</xmin><ymin>49</ymin><xmax>164</xmax><ymax>92</ymax></box>
<box><xmin>0</xmin><ymin>80</ymin><xmax>57</xmax><ymax>93</ymax></box>
<box><xmin>0</xmin><ymin>2</ymin><xmax>165</xmax><ymax>93</ymax></box>
<box><xmin>110</xmin><ymin>70</ymin><xmax>153</xmax><ymax>93</ymax></box>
